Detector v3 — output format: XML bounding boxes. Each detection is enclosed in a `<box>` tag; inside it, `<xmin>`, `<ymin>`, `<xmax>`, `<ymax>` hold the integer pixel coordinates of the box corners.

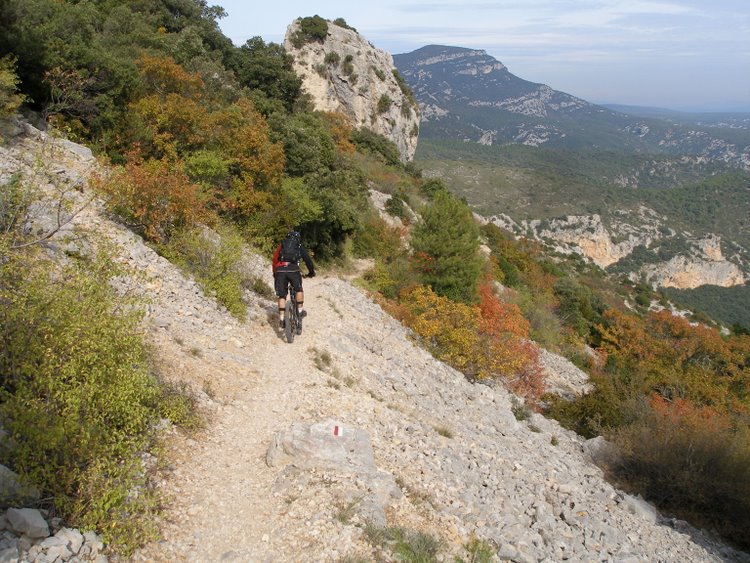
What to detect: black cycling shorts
<box><xmin>274</xmin><ymin>270</ymin><xmax>303</xmax><ymax>298</ymax></box>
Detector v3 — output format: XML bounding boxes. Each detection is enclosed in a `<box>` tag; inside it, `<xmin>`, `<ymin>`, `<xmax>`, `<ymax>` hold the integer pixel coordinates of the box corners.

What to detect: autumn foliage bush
<box><xmin>123</xmin><ymin>56</ymin><xmax>285</xmax><ymax>227</ymax></box>
<box><xmin>101</xmin><ymin>155</ymin><xmax>211</xmax><ymax>244</ymax></box>
<box><xmin>396</xmin><ymin>282</ymin><xmax>544</xmax><ymax>402</ymax></box>
<box><xmin>547</xmin><ymin>304</ymin><xmax>750</xmax><ymax>549</ymax></box>
<box><xmin>610</xmin><ymin>396</ymin><xmax>750</xmax><ymax>549</ymax></box>
<box><xmin>478</xmin><ymin>283</ymin><xmax>545</xmax><ymax>401</ymax></box>
<box><xmin>596</xmin><ymin>309</ymin><xmax>750</xmax><ymax>415</ymax></box>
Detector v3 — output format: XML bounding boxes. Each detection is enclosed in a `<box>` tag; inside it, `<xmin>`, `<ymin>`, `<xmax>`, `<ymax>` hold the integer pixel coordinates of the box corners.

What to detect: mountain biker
<box><xmin>272</xmin><ymin>230</ymin><xmax>315</xmax><ymax>329</ymax></box>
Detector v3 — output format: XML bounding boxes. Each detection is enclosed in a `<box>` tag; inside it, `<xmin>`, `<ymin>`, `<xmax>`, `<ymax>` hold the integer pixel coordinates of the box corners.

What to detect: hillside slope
<box><xmin>7</xmin><ymin>126</ymin><xmax>747</xmax><ymax>562</ymax></box>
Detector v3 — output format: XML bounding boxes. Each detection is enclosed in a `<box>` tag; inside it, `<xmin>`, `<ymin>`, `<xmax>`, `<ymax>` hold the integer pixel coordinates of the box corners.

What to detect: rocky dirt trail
<box><xmin>5</xmin><ymin>124</ymin><xmax>749</xmax><ymax>563</ymax></box>
<box><xmin>135</xmin><ymin>275</ymin><xmax>376</xmax><ymax>562</ymax></box>
<box><xmin>131</xmin><ymin>261</ymin><xmax>750</xmax><ymax>562</ymax></box>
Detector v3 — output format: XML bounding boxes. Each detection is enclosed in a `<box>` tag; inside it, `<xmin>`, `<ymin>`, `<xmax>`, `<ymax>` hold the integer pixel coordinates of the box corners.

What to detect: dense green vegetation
<box><xmin>645</xmin><ymin>173</ymin><xmax>750</xmax><ymax>248</ymax></box>
<box><xmin>2</xmin><ymin>0</ymin><xmax>749</xmax><ymax>554</ymax></box>
<box><xmin>664</xmin><ymin>284</ymin><xmax>750</xmax><ymax>331</ymax></box>
<box><xmin>0</xmin><ymin>0</ymin><xmax>374</xmax><ymax>551</ymax></box>
<box><xmin>418</xmin><ymin>138</ymin><xmax>745</xmax><ymax>212</ymax></box>
<box><xmin>288</xmin><ymin>15</ymin><xmax>328</xmax><ymax>48</ymax></box>
<box><xmin>0</xmin><ymin>238</ymin><xmax>199</xmax><ymax>553</ymax></box>
<box><xmin>411</xmin><ymin>190</ymin><xmax>482</xmax><ymax>303</ymax></box>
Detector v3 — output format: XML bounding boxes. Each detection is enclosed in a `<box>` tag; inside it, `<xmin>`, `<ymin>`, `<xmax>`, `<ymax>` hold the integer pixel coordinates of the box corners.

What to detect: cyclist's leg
<box><xmin>290</xmin><ymin>272</ymin><xmax>305</xmax><ymax>316</ymax></box>
<box><xmin>274</xmin><ymin>272</ymin><xmax>288</xmax><ymax>327</ymax></box>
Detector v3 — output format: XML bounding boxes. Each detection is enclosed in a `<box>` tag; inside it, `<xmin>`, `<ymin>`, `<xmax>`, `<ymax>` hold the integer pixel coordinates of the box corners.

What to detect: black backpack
<box><xmin>280</xmin><ymin>234</ymin><xmax>302</xmax><ymax>263</ymax></box>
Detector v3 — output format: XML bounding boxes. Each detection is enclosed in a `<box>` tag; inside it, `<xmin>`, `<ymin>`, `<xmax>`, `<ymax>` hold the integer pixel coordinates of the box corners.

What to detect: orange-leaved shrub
<box><xmin>399</xmin><ymin>285</ymin><xmax>484</xmax><ymax>376</ymax></box>
<box><xmin>477</xmin><ymin>281</ymin><xmax>545</xmax><ymax>401</ymax></box>
<box><xmin>127</xmin><ymin>56</ymin><xmax>285</xmax><ymax>223</ymax></box>
<box><xmin>396</xmin><ymin>283</ymin><xmax>544</xmax><ymax>402</ymax></box>
<box><xmin>136</xmin><ymin>54</ymin><xmax>205</xmax><ymax>99</ymax></box>
<box><xmin>129</xmin><ymin>92</ymin><xmax>208</xmax><ymax>160</ymax></box>
<box><xmin>549</xmin><ymin>303</ymin><xmax>750</xmax><ymax>548</ymax></box>
<box><xmin>596</xmin><ymin>308</ymin><xmax>750</xmax><ymax>415</ymax></box>
<box><xmin>100</xmin><ymin>155</ymin><xmax>212</xmax><ymax>244</ymax></box>
<box><xmin>610</xmin><ymin>395</ymin><xmax>750</xmax><ymax>549</ymax></box>
<box><xmin>203</xmin><ymin>97</ymin><xmax>285</xmax><ymax>202</ymax></box>
<box><xmin>320</xmin><ymin>111</ymin><xmax>356</xmax><ymax>154</ymax></box>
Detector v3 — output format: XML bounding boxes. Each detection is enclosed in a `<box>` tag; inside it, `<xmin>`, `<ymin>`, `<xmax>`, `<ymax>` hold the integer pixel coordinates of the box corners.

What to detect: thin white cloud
<box><xmin>216</xmin><ymin>0</ymin><xmax>750</xmax><ymax>109</ymax></box>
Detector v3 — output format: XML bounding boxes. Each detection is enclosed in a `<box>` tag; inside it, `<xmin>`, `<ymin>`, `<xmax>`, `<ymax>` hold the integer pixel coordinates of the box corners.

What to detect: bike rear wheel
<box><xmin>284</xmin><ymin>299</ymin><xmax>295</xmax><ymax>343</ymax></box>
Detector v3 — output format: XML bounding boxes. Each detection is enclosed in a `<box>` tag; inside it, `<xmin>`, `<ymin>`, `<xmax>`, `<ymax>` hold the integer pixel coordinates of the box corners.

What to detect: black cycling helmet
<box><xmin>287</xmin><ymin>230</ymin><xmax>301</xmax><ymax>239</ymax></box>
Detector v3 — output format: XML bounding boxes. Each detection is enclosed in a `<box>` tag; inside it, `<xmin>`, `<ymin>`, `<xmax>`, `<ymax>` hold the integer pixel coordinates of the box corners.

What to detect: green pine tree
<box><xmin>411</xmin><ymin>190</ymin><xmax>482</xmax><ymax>303</ymax></box>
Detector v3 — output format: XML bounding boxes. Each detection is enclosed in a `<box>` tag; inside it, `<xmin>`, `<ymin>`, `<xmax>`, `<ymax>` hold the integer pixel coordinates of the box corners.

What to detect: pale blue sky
<box><xmin>216</xmin><ymin>1</ymin><xmax>750</xmax><ymax>111</ymax></box>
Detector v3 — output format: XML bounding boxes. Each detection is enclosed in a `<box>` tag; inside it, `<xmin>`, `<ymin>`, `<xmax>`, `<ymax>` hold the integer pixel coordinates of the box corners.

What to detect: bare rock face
<box><xmin>533</xmin><ymin>214</ymin><xmax>647</xmax><ymax>268</ymax></box>
<box><xmin>284</xmin><ymin>18</ymin><xmax>420</xmax><ymax>161</ymax></box>
<box><xmin>640</xmin><ymin>236</ymin><xmax>746</xmax><ymax>289</ymax></box>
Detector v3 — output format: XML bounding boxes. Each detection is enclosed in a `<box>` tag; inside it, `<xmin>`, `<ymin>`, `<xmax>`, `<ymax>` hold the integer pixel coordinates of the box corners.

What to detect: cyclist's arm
<box><xmin>300</xmin><ymin>246</ymin><xmax>315</xmax><ymax>276</ymax></box>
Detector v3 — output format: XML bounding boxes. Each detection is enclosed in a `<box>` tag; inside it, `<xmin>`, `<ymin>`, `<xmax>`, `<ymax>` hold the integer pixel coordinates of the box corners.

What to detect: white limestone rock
<box><xmin>5</xmin><ymin>508</ymin><xmax>49</xmax><ymax>539</ymax></box>
<box><xmin>284</xmin><ymin>18</ymin><xmax>420</xmax><ymax>162</ymax></box>
<box><xmin>620</xmin><ymin>493</ymin><xmax>659</xmax><ymax>523</ymax></box>
<box><xmin>0</xmin><ymin>465</ymin><xmax>40</xmax><ymax>507</ymax></box>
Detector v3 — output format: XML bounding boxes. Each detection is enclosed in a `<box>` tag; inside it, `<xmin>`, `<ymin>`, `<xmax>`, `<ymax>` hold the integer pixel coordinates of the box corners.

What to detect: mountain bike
<box><xmin>284</xmin><ymin>283</ymin><xmax>302</xmax><ymax>343</ymax></box>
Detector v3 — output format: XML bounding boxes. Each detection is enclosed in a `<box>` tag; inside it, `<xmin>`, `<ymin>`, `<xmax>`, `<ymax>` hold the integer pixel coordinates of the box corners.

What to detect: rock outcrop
<box><xmin>533</xmin><ymin>214</ymin><xmax>652</xmax><ymax>269</ymax></box>
<box><xmin>267</xmin><ymin>419</ymin><xmax>401</xmax><ymax>527</ymax></box>
<box><xmin>489</xmin><ymin>211</ymin><xmax>748</xmax><ymax>289</ymax></box>
<box><xmin>0</xmin><ymin>507</ymin><xmax>106</xmax><ymax>562</ymax></box>
<box><xmin>489</xmin><ymin>211</ymin><xmax>658</xmax><ymax>269</ymax></box>
<box><xmin>640</xmin><ymin>235</ymin><xmax>746</xmax><ymax>289</ymax></box>
<box><xmin>284</xmin><ymin>18</ymin><xmax>420</xmax><ymax>161</ymax></box>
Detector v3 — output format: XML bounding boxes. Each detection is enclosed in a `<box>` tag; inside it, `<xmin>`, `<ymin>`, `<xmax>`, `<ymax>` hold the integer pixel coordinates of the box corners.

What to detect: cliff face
<box><xmin>532</xmin><ymin>214</ymin><xmax>653</xmax><ymax>269</ymax></box>
<box><xmin>284</xmin><ymin>19</ymin><xmax>420</xmax><ymax>162</ymax></box>
<box><xmin>640</xmin><ymin>236</ymin><xmax>746</xmax><ymax>289</ymax></box>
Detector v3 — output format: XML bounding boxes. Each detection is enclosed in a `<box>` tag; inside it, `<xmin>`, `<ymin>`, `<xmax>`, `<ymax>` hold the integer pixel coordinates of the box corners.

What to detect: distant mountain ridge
<box><xmin>393</xmin><ymin>45</ymin><xmax>750</xmax><ymax>169</ymax></box>
<box><xmin>602</xmin><ymin>104</ymin><xmax>750</xmax><ymax>129</ymax></box>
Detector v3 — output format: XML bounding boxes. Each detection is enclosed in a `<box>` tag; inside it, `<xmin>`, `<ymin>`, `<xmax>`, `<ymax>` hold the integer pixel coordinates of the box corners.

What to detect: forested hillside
<box><xmin>1</xmin><ymin>2</ymin><xmax>749</xmax><ymax>557</ymax></box>
<box><xmin>417</xmin><ymin>140</ymin><xmax>750</xmax><ymax>256</ymax></box>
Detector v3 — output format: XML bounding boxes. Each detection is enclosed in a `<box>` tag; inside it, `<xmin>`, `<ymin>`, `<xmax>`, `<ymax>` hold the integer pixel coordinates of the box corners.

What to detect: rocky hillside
<box><xmin>5</xmin><ymin>123</ymin><xmax>749</xmax><ymax>562</ymax></box>
<box><xmin>284</xmin><ymin>18</ymin><xmax>420</xmax><ymax>162</ymax></box>
<box><xmin>393</xmin><ymin>45</ymin><xmax>750</xmax><ymax>170</ymax></box>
